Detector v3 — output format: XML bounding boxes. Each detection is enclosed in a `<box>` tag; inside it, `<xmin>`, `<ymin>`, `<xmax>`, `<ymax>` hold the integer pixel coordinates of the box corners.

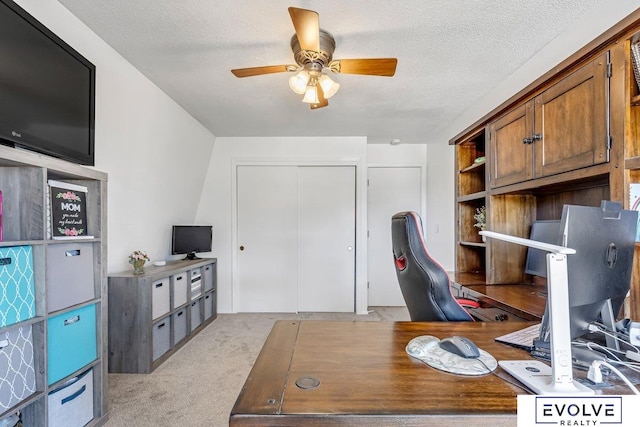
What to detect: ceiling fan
<box><xmin>231</xmin><ymin>7</ymin><xmax>398</xmax><ymax>110</ymax></box>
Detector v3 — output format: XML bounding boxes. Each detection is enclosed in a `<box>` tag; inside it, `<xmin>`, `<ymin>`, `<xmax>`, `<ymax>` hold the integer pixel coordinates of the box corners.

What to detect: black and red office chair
<box><xmin>391</xmin><ymin>211</ymin><xmax>478</xmax><ymax>321</ymax></box>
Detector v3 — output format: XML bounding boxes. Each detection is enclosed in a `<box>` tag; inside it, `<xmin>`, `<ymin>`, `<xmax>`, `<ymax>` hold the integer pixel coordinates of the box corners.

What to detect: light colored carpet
<box><xmin>104</xmin><ymin>307</ymin><xmax>410</xmax><ymax>427</ymax></box>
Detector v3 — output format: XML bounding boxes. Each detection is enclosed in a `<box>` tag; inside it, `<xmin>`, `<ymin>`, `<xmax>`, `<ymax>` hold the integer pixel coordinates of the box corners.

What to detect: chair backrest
<box><xmin>391</xmin><ymin>211</ymin><xmax>473</xmax><ymax>321</ymax></box>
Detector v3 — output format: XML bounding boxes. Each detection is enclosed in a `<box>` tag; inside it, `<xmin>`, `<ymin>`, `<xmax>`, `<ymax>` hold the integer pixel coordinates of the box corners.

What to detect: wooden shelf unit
<box><xmin>0</xmin><ymin>145</ymin><xmax>108</xmax><ymax>426</ymax></box>
<box><xmin>451</xmin><ymin>9</ymin><xmax>640</xmax><ymax>319</ymax></box>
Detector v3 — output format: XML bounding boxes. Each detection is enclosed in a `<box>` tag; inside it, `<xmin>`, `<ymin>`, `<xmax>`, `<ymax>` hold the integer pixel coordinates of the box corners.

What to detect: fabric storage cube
<box><xmin>172</xmin><ymin>272</ymin><xmax>187</xmax><ymax>308</ymax></box>
<box><xmin>152</xmin><ymin>317</ymin><xmax>170</xmax><ymax>361</ymax></box>
<box><xmin>47</xmin><ymin>304</ymin><xmax>97</xmax><ymax>385</ymax></box>
<box><xmin>48</xmin><ymin>368</ymin><xmax>93</xmax><ymax>427</ymax></box>
<box><xmin>189</xmin><ymin>299</ymin><xmax>201</xmax><ymax>332</ymax></box>
<box><xmin>204</xmin><ymin>291</ymin><xmax>214</xmax><ymax>321</ymax></box>
<box><xmin>172</xmin><ymin>308</ymin><xmax>187</xmax><ymax>345</ymax></box>
<box><xmin>0</xmin><ymin>245</ymin><xmax>36</xmax><ymax>328</ymax></box>
<box><xmin>203</xmin><ymin>263</ymin><xmax>216</xmax><ymax>292</ymax></box>
<box><xmin>47</xmin><ymin>243</ymin><xmax>95</xmax><ymax>313</ymax></box>
<box><xmin>151</xmin><ymin>278</ymin><xmax>170</xmax><ymax>320</ymax></box>
<box><xmin>0</xmin><ymin>324</ymin><xmax>36</xmax><ymax>413</ymax></box>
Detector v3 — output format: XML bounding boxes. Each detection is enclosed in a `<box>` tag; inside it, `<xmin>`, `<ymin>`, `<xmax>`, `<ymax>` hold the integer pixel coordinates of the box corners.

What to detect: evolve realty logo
<box><xmin>535</xmin><ymin>397</ymin><xmax>621</xmax><ymax>425</ymax></box>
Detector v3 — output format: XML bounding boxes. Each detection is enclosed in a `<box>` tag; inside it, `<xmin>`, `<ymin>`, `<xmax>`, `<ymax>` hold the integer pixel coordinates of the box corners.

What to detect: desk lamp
<box><xmin>480</xmin><ymin>230</ymin><xmax>593</xmax><ymax>395</ymax></box>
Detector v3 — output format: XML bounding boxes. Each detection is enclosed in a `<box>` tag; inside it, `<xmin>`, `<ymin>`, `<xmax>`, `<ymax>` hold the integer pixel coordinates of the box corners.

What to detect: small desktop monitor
<box><xmin>171</xmin><ymin>225</ymin><xmax>212</xmax><ymax>260</ymax></box>
<box><xmin>525</xmin><ymin>220</ymin><xmax>562</xmax><ymax>278</ymax></box>
<box><xmin>539</xmin><ymin>201</ymin><xmax>637</xmax><ymax>342</ymax></box>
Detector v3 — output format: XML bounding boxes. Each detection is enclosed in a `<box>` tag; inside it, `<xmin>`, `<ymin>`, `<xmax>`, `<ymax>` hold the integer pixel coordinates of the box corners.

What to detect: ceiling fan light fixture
<box><xmin>318</xmin><ymin>73</ymin><xmax>340</xmax><ymax>99</ymax></box>
<box><xmin>302</xmin><ymin>84</ymin><xmax>320</xmax><ymax>104</ymax></box>
<box><xmin>288</xmin><ymin>70</ymin><xmax>310</xmax><ymax>95</ymax></box>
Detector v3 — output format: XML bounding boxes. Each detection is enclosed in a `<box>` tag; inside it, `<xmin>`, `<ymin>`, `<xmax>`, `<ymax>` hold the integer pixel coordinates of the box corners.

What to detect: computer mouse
<box><xmin>438</xmin><ymin>336</ymin><xmax>481</xmax><ymax>359</ymax></box>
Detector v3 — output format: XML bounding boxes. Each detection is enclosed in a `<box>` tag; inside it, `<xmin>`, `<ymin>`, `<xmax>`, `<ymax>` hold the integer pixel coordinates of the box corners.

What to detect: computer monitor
<box><xmin>539</xmin><ymin>201</ymin><xmax>637</xmax><ymax>342</ymax></box>
<box><xmin>525</xmin><ymin>220</ymin><xmax>562</xmax><ymax>278</ymax></box>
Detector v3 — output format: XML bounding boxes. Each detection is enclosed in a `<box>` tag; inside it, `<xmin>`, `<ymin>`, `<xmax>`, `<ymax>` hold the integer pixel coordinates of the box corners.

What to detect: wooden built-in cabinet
<box><xmin>452</xmin><ymin>10</ymin><xmax>640</xmax><ymax>320</ymax></box>
<box><xmin>489</xmin><ymin>52</ymin><xmax>610</xmax><ymax>189</ymax></box>
<box><xmin>455</xmin><ymin>129</ymin><xmax>487</xmax><ymax>276</ymax></box>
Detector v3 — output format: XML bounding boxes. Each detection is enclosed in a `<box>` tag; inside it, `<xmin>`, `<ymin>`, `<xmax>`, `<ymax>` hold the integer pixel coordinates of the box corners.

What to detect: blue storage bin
<box><xmin>0</xmin><ymin>245</ymin><xmax>36</xmax><ymax>328</ymax></box>
<box><xmin>47</xmin><ymin>304</ymin><xmax>97</xmax><ymax>385</ymax></box>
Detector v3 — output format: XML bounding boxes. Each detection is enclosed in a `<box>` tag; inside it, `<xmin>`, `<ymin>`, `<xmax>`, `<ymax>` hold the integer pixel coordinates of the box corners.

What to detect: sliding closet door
<box><xmin>237</xmin><ymin>165</ymin><xmax>298</xmax><ymax>312</ymax></box>
<box><xmin>237</xmin><ymin>164</ymin><xmax>356</xmax><ymax>312</ymax></box>
<box><xmin>297</xmin><ymin>166</ymin><xmax>356</xmax><ymax>312</ymax></box>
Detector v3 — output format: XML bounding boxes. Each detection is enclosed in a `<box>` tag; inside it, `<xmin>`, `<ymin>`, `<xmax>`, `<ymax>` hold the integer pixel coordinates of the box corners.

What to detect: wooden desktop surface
<box><xmin>230</xmin><ymin>320</ymin><xmax>540</xmax><ymax>426</ymax></box>
<box><xmin>452</xmin><ymin>272</ymin><xmax>548</xmax><ymax>320</ymax></box>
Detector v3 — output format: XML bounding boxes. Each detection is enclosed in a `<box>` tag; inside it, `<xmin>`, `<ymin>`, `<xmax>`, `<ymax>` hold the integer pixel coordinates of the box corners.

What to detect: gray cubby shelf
<box><xmin>107</xmin><ymin>258</ymin><xmax>217</xmax><ymax>374</ymax></box>
<box><xmin>0</xmin><ymin>145</ymin><xmax>108</xmax><ymax>426</ymax></box>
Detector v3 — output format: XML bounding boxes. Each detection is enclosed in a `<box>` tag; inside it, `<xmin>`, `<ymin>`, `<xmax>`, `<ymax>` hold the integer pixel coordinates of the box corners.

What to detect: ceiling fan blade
<box><xmin>231</xmin><ymin>65</ymin><xmax>291</xmax><ymax>78</ymax></box>
<box><xmin>288</xmin><ymin>7</ymin><xmax>320</xmax><ymax>52</ymax></box>
<box><xmin>310</xmin><ymin>84</ymin><xmax>329</xmax><ymax>109</ymax></box>
<box><xmin>332</xmin><ymin>58</ymin><xmax>398</xmax><ymax>76</ymax></box>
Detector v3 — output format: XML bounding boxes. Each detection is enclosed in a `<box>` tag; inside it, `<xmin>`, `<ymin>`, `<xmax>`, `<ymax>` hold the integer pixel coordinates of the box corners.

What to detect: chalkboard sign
<box><xmin>48</xmin><ymin>180</ymin><xmax>92</xmax><ymax>239</ymax></box>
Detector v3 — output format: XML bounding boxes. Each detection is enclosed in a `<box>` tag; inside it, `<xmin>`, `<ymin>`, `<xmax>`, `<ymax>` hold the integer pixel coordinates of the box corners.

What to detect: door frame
<box><xmin>231</xmin><ymin>157</ymin><xmax>367</xmax><ymax>314</ymax></box>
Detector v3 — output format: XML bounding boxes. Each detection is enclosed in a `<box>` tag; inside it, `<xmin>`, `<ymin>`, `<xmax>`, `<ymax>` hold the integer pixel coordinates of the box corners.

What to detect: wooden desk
<box><xmin>451</xmin><ymin>273</ymin><xmax>547</xmax><ymax>321</ymax></box>
<box><xmin>230</xmin><ymin>320</ymin><xmax>539</xmax><ymax>426</ymax></box>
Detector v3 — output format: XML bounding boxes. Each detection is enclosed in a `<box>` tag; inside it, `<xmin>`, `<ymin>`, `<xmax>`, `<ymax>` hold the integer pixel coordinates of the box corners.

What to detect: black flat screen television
<box><xmin>172</xmin><ymin>226</ymin><xmax>213</xmax><ymax>260</ymax></box>
<box><xmin>0</xmin><ymin>0</ymin><xmax>96</xmax><ymax>166</ymax></box>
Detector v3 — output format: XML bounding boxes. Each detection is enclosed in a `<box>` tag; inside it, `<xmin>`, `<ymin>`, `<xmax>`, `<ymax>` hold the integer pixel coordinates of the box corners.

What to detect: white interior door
<box><xmin>367</xmin><ymin>167</ymin><xmax>422</xmax><ymax>306</ymax></box>
<box><xmin>237</xmin><ymin>165</ymin><xmax>298</xmax><ymax>312</ymax></box>
<box><xmin>297</xmin><ymin>166</ymin><xmax>355</xmax><ymax>312</ymax></box>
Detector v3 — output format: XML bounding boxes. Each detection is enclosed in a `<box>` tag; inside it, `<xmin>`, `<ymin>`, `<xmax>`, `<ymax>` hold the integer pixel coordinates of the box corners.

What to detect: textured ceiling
<box><xmin>57</xmin><ymin>0</ymin><xmax>603</xmax><ymax>144</ymax></box>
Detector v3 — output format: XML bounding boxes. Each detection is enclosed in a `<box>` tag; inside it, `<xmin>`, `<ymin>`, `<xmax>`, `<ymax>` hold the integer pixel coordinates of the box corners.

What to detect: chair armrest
<box><xmin>456</xmin><ymin>298</ymin><xmax>480</xmax><ymax>309</ymax></box>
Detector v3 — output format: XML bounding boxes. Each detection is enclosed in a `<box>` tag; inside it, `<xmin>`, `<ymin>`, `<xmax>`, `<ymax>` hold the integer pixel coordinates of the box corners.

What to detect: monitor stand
<box><xmin>183</xmin><ymin>252</ymin><xmax>201</xmax><ymax>260</ymax></box>
<box><xmin>481</xmin><ymin>231</ymin><xmax>594</xmax><ymax>395</ymax></box>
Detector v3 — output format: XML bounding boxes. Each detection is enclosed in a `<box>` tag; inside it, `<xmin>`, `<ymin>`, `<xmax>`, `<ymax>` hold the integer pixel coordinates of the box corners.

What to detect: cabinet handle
<box><xmin>155</xmin><ymin>283</ymin><xmax>163</xmax><ymax>288</ymax></box>
<box><xmin>176</xmin><ymin>276</ymin><xmax>183</xmax><ymax>281</ymax></box>
<box><xmin>64</xmin><ymin>315</ymin><xmax>81</xmax><ymax>326</ymax></box>
<box><xmin>61</xmin><ymin>384</ymin><xmax>87</xmax><ymax>405</ymax></box>
<box><xmin>522</xmin><ymin>137</ymin><xmax>533</xmax><ymax>144</ymax></box>
<box><xmin>157</xmin><ymin>322</ymin><xmax>166</xmax><ymax>328</ymax></box>
<box><xmin>532</xmin><ymin>133</ymin><xmax>542</xmax><ymax>141</ymax></box>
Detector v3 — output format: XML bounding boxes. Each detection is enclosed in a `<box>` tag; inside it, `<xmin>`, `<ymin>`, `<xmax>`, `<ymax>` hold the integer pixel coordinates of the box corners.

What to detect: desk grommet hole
<box><xmin>295</xmin><ymin>376</ymin><xmax>320</xmax><ymax>390</ymax></box>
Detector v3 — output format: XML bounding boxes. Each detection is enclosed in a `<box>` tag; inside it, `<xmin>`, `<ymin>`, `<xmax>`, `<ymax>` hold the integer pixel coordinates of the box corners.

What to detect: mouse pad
<box><xmin>405</xmin><ymin>335</ymin><xmax>497</xmax><ymax>375</ymax></box>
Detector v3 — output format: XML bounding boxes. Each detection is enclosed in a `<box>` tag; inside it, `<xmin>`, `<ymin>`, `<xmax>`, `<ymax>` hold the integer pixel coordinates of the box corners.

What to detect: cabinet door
<box><xmin>489</xmin><ymin>100</ymin><xmax>534</xmax><ymax>188</ymax></box>
<box><xmin>534</xmin><ymin>52</ymin><xmax>609</xmax><ymax>177</ymax></box>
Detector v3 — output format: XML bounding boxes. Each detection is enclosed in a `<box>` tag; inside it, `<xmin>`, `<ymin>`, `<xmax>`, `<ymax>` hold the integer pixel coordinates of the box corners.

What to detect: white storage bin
<box><xmin>48</xmin><ymin>368</ymin><xmax>93</xmax><ymax>427</ymax></box>
<box><xmin>172</xmin><ymin>272</ymin><xmax>187</xmax><ymax>308</ymax></box>
<box><xmin>151</xmin><ymin>278</ymin><xmax>170</xmax><ymax>320</ymax></box>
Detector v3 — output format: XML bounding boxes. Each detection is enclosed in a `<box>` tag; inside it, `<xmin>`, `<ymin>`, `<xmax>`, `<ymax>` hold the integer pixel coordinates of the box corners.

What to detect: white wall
<box><xmin>424</xmin><ymin>143</ymin><xmax>455</xmax><ymax>271</ymax></box>
<box><xmin>366</xmin><ymin>144</ymin><xmax>455</xmax><ymax>270</ymax></box>
<box><xmin>17</xmin><ymin>0</ymin><xmax>216</xmax><ymax>272</ymax></box>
